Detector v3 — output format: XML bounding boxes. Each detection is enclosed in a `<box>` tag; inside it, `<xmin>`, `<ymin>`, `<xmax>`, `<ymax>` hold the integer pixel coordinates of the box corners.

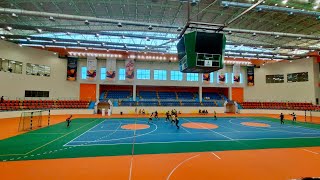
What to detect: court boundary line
<box><xmin>211</xmin><ymin>152</ymin><xmax>221</xmax><ymax>159</ymax></box>
<box><xmin>302</xmin><ymin>148</ymin><xmax>319</xmax><ymax>155</ymax></box>
<box><xmin>64</xmin><ymin>122</ymin><xmax>158</xmax><ymax>146</ymax></box>
<box><xmin>64</xmin><ymin>119</ymin><xmax>106</xmax><ymax>146</ymax></box>
<box><xmin>166</xmin><ymin>154</ymin><xmax>200</xmax><ymax>180</ymax></box>
<box><xmin>63</xmin><ymin>136</ymin><xmax>320</xmax><ymax>147</ymax></box>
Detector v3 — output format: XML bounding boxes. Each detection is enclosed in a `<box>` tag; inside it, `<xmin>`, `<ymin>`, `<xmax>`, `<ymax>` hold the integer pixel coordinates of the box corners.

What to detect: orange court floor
<box><xmin>0</xmin><ymin>113</ymin><xmax>320</xmax><ymax>180</ymax></box>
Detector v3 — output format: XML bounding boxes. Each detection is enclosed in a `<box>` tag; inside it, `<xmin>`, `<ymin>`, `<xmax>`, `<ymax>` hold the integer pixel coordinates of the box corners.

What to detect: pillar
<box><xmin>228</xmin><ymin>87</ymin><xmax>232</xmax><ymax>101</ymax></box>
<box><xmin>133</xmin><ymin>84</ymin><xmax>137</xmax><ymax>101</ymax></box>
<box><xmin>96</xmin><ymin>84</ymin><xmax>100</xmax><ymax>101</ymax></box>
<box><xmin>199</xmin><ymin>86</ymin><xmax>202</xmax><ymax>103</ymax></box>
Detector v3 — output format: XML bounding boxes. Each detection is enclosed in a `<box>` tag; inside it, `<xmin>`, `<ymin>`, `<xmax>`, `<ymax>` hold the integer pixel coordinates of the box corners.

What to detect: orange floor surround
<box><xmin>1</xmin><ymin>113</ymin><xmax>320</xmax><ymax>179</ymax></box>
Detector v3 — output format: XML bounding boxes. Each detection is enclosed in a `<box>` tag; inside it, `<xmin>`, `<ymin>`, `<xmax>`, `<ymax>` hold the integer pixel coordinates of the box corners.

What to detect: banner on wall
<box><xmin>106</xmin><ymin>59</ymin><xmax>116</xmax><ymax>81</ymax></box>
<box><xmin>203</xmin><ymin>73</ymin><xmax>210</xmax><ymax>84</ymax></box>
<box><xmin>218</xmin><ymin>66</ymin><xmax>226</xmax><ymax>84</ymax></box>
<box><xmin>247</xmin><ymin>67</ymin><xmax>254</xmax><ymax>86</ymax></box>
<box><xmin>67</xmin><ymin>57</ymin><xmax>78</xmax><ymax>81</ymax></box>
<box><xmin>233</xmin><ymin>64</ymin><xmax>241</xmax><ymax>84</ymax></box>
<box><xmin>125</xmin><ymin>60</ymin><xmax>135</xmax><ymax>82</ymax></box>
<box><xmin>86</xmin><ymin>56</ymin><xmax>97</xmax><ymax>80</ymax></box>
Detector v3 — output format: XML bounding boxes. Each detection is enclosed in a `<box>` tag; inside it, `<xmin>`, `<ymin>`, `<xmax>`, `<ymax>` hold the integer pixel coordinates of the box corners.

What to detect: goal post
<box><xmin>18</xmin><ymin>110</ymin><xmax>44</xmax><ymax>131</ymax></box>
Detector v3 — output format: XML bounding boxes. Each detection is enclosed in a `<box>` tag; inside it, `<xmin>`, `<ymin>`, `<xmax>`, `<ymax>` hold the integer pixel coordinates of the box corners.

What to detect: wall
<box><xmin>112</xmin><ymin>106</ymin><xmax>225</xmax><ymax>114</ymax></box>
<box><xmin>240</xmin><ymin>109</ymin><xmax>320</xmax><ymax>117</ymax></box>
<box><xmin>0</xmin><ymin>40</ymin><xmax>79</xmax><ymax>99</ymax></box>
<box><xmin>0</xmin><ymin>109</ymin><xmax>94</xmax><ymax>119</ymax></box>
<box><xmin>244</xmin><ymin>59</ymin><xmax>319</xmax><ymax>103</ymax></box>
<box><xmin>80</xmin><ymin>84</ymin><xmax>97</xmax><ymax>101</ymax></box>
<box><xmin>77</xmin><ymin>59</ymin><xmax>247</xmax><ymax>88</ymax></box>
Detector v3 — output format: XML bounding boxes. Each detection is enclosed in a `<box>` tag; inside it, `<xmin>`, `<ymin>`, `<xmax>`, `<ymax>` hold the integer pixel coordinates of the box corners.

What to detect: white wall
<box><xmin>112</xmin><ymin>106</ymin><xmax>225</xmax><ymax>114</ymax></box>
<box><xmin>0</xmin><ymin>109</ymin><xmax>94</xmax><ymax>119</ymax></box>
<box><xmin>240</xmin><ymin>109</ymin><xmax>320</xmax><ymax>117</ymax></box>
<box><xmin>77</xmin><ymin>59</ymin><xmax>247</xmax><ymax>88</ymax></box>
<box><xmin>0</xmin><ymin>40</ymin><xmax>79</xmax><ymax>99</ymax></box>
<box><xmin>244</xmin><ymin>59</ymin><xmax>319</xmax><ymax>103</ymax></box>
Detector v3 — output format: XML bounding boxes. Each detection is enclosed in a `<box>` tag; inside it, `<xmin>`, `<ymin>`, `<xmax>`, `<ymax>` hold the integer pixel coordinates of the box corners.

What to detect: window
<box><xmin>171</xmin><ymin>70</ymin><xmax>183</xmax><ymax>81</ymax></box>
<box><xmin>25</xmin><ymin>90</ymin><xmax>49</xmax><ymax>97</ymax></box>
<box><xmin>26</xmin><ymin>63</ymin><xmax>50</xmax><ymax>77</ymax></box>
<box><xmin>0</xmin><ymin>59</ymin><xmax>23</xmax><ymax>74</ymax></box>
<box><xmin>154</xmin><ymin>70</ymin><xmax>167</xmax><ymax>80</ymax></box>
<box><xmin>101</xmin><ymin>68</ymin><xmax>106</xmax><ymax>80</ymax></box>
<box><xmin>187</xmin><ymin>73</ymin><xmax>199</xmax><ymax>81</ymax></box>
<box><xmin>266</xmin><ymin>74</ymin><xmax>284</xmax><ymax>83</ymax></box>
<box><xmin>137</xmin><ymin>69</ymin><xmax>150</xmax><ymax>80</ymax></box>
<box><xmin>81</xmin><ymin>67</ymin><xmax>87</xmax><ymax>79</ymax></box>
<box><xmin>210</xmin><ymin>72</ymin><xmax>214</xmax><ymax>83</ymax></box>
<box><xmin>119</xmin><ymin>68</ymin><xmax>125</xmax><ymax>80</ymax></box>
<box><xmin>287</xmin><ymin>72</ymin><xmax>308</xmax><ymax>83</ymax></box>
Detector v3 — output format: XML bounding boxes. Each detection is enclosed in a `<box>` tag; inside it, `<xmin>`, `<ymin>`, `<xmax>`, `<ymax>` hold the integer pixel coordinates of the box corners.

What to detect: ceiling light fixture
<box><xmin>11</xmin><ymin>13</ymin><xmax>17</xmax><ymax>17</ymax></box>
<box><xmin>95</xmin><ymin>33</ymin><xmax>100</xmax><ymax>37</ymax></box>
<box><xmin>84</xmin><ymin>20</ymin><xmax>90</xmax><ymax>25</ymax></box>
<box><xmin>117</xmin><ymin>22</ymin><xmax>122</xmax><ymax>27</ymax></box>
<box><xmin>36</xmin><ymin>28</ymin><xmax>42</xmax><ymax>33</ymax></box>
<box><xmin>0</xmin><ymin>36</ymin><xmax>5</xmax><ymax>40</ymax></box>
<box><xmin>148</xmin><ymin>25</ymin><xmax>153</xmax><ymax>30</ymax></box>
<box><xmin>177</xmin><ymin>27</ymin><xmax>182</xmax><ymax>32</ymax></box>
<box><xmin>5</xmin><ymin>26</ymin><xmax>12</xmax><ymax>31</ymax></box>
<box><xmin>49</xmin><ymin>16</ymin><xmax>55</xmax><ymax>21</ymax></box>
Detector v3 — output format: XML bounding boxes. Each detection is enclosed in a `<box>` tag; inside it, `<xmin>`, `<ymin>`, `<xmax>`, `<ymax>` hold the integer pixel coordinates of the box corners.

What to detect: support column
<box><xmin>229</xmin><ymin>87</ymin><xmax>232</xmax><ymax>101</ymax></box>
<box><xmin>96</xmin><ymin>84</ymin><xmax>100</xmax><ymax>101</ymax></box>
<box><xmin>133</xmin><ymin>84</ymin><xmax>137</xmax><ymax>101</ymax></box>
<box><xmin>199</xmin><ymin>86</ymin><xmax>202</xmax><ymax>103</ymax></box>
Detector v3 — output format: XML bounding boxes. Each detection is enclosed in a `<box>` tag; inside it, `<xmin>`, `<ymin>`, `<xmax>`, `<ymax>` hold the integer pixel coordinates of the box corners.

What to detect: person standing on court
<box><xmin>291</xmin><ymin>112</ymin><xmax>297</xmax><ymax>123</ymax></box>
<box><xmin>214</xmin><ymin>111</ymin><xmax>217</xmax><ymax>120</ymax></box>
<box><xmin>280</xmin><ymin>113</ymin><xmax>284</xmax><ymax>124</ymax></box>
<box><xmin>0</xmin><ymin>96</ymin><xmax>4</xmax><ymax>103</ymax></box>
<box><xmin>66</xmin><ymin>115</ymin><xmax>72</xmax><ymax>127</ymax></box>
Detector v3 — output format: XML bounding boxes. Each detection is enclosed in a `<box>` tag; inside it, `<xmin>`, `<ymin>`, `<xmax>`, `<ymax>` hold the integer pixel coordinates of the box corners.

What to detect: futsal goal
<box><xmin>18</xmin><ymin>110</ymin><xmax>44</xmax><ymax>131</ymax></box>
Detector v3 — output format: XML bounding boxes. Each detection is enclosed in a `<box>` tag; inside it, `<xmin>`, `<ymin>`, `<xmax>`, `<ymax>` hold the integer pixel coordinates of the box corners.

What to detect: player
<box><xmin>154</xmin><ymin>111</ymin><xmax>159</xmax><ymax>120</ymax></box>
<box><xmin>280</xmin><ymin>113</ymin><xmax>284</xmax><ymax>124</ymax></box>
<box><xmin>172</xmin><ymin>114</ymin><xmax>180</xmax><ymax>129</ymax></box>
<box><xmin>214</xmin><ymin>110</ymin><xmax>217</xmax><ymax>120</ymax></box>
<box><xmin>148</xmin><ymin>113</ymin><xmax>153</xmax><ymax>124</ymax></box>
<box><xmin>165</xmin><ymin>111</ymin><xmax>170</xmax><ymax>122</ymax></box>
<box><xmin>291</xmin><ymin>112</ymin><xmax>297</xmax><ymax>123</ymax></box>
<box><xmin>66</xmin><ymin>115</ymin><xmax>72</xmax><ymax>127</ymax></box>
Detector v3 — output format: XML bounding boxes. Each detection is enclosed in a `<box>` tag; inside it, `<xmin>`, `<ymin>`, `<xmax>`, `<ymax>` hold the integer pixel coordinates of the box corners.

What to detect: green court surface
<box><xmin>0</xmin><ymin>117</ymin><xmax>320</xmax><ymax>162</ymax></box>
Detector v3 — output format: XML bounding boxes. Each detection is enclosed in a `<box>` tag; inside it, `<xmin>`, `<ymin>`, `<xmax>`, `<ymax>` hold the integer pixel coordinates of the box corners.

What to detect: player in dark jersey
<box><xmin>154</xmin><ymin>111</ymin><xmax>159</xmax><ymax>120</ymax></box>
<box><xmin>66</xmin><ymin>115</ymin><xmax>72</xmax><ymax>127</ymax></box>
<box><xmin>148</xmin><ymin>113</ymin><xmax>153</xmax><ymax>124</ymax></box>
<box><xmin>165</xmin><ymin>111</ymin><xmax>170</xmax><ymax>122</ymax></box>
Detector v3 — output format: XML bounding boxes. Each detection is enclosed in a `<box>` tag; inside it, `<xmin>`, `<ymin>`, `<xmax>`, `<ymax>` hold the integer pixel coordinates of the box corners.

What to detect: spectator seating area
<box><xmin>203</xmin><ymin>92</ymin><xmax>224</xmax><ymax>100</ymax></box>
<box><xmin>0</xmin><ymin>100</ymin><xmax>90</xmax><ymax>111</ymax></box>
<box><xmin>239</xmin><ymin>102</ymin><xmax>320</xmax><ymax>111</ymax></box>
<box><xmin>105</xmin><ymin>90</ymin><xmax>132</xmax><ymax>99</ymax></box>
<box><xmin>139</xmin><ymin>91</ymin><xmax>157</xmax><ymax>99</ymax></box>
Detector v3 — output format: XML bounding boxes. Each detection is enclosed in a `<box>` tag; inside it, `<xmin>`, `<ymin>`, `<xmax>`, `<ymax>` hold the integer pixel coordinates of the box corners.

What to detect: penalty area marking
<box><xmin>166</xmin><ymin>154</ymin><xmax>200</xmax><ymax>180</ymax></box>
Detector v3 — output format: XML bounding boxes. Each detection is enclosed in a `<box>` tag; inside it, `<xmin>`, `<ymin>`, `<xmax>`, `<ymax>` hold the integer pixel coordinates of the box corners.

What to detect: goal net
<box><xmin>18</xmin><ymin>111</ymin><xmax>43</xmax><ymax>131</ymax></box>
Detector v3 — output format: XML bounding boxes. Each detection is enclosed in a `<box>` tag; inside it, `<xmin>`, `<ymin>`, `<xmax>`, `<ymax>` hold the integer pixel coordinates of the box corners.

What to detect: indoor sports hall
<box><xmin>0</xmin><ymin>0</ymin><xmax>320</xmax><ymax>180</ymax></box>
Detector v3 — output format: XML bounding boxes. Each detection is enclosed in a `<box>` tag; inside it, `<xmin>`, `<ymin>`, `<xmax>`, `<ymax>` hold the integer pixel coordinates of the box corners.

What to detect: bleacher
<box><xmin>0</xmin><ymin>100</ymin><xmax>90</xmax><ymax>111</ymax></box>
<box><xmin>158</xmin><ymin>92</ymin><xmax>177</xmax><ymax>99</ymax></box>
<box><xmin>139</xmin><ymin>91</ymin><xmax>157</xmax><ymax>99</ymax></box>
<box><xmin>101</xmin><ymin>90</ymin><xmax>226</xmax><ymax>107</ymax></box>
<box><xmin>106</xmin><ymin>90</ymin><xmax>131</xmax><ymax>99</ymax></box>
<box><xmin>177</xmin><ymin>92</ymin><xmax>194</xmax><ymax>99</ymax></box>
<box><xmin>239</xmin><ymin>102</ymin><xmax>320</xmax><ymax>111</ymax></box>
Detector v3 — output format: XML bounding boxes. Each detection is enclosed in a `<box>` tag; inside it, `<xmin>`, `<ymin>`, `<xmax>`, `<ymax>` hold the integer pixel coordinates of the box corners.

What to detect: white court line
<box><xmin>183</xmin><ymin>118</ymin><xmax>234</xmax><ymax>140</ymax></box>
<box><xmin>63</xmin><ymin>119</ymin><xmax>106</xmax><ymax>146</ymax></box>
<box><xmin>228</xmin><ymin>119</ymin><xmax>320</xmax><ymax>135</ymax></box>
<box><xmin>129</xmin><ymin>157</ymin><xmax>134</xmax><ymax>180</ymax></box>
<box><xmin>166</xmin><ymin>154</ymin><xmax>200</xmax><ymax>180</ymax></box>
<box><xmin>211</xmin><ymin>152</ymin><xmax>221</xmax><ymax>160</ymax></box>
<box><xmin>64</xmin><ymin>136</ymin><xmax>320</xmax><ymax>147</ymax></box>
<box><xmin>302</xmin><ymin>149</ymin><xmax>319</xmax><ymax>155</ymax></box>
<box><xmin>68</xmin><ymin>123</ymin><xmax>158</xmax><ymax>144</ymax></box>
<box><xmin>181</xmin><ymin>126</ymin><xmax>191</xmax><ymax>134</ymax></box>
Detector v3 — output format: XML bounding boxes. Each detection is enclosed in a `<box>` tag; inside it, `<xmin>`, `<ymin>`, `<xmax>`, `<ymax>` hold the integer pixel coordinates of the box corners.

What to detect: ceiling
<box><xmin>0</xmin><ymin>0</ymin><xmax>319</xmax><ymax>61</ymax></box>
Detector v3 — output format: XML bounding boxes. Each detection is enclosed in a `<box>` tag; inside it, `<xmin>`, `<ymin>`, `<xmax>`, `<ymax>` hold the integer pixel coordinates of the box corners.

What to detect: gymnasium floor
<box><xmin>0</xmin><ymin>114</ymin><xmax>320</xmax><ymax>180</ymax></box>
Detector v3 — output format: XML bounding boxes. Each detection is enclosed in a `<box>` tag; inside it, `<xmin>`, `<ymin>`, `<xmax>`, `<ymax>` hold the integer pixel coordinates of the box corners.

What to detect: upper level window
<box><xmin>154</xmin><ymin>70</ymin><xmax>167</xmax><ymax>80</ymax></box>
<box><xmin>187</xmin><ymin>73</ymin><xmax>198</xmax><ymax>81</ymax></box>
<box><xmin>171</xmin><ymin>70</ymin><xmax>183</xmax><ymax>81</ymax></box>
<box><xmin>137</xmin><ymin>69</ymin><xmax>150</xmax><ymax>80</ymax></box>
